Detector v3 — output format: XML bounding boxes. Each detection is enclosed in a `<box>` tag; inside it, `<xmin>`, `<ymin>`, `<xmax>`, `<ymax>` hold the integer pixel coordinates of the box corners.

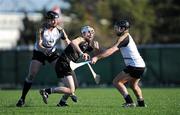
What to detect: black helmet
<box><xmin>114</xmin><ymin>20</ymin><xmax>130</xmax><ymax>30</ymax></box>
<box><xmin>46</xmin><ymin>11</ymin><xmax>59</xmax><ymax>19</ymax></box>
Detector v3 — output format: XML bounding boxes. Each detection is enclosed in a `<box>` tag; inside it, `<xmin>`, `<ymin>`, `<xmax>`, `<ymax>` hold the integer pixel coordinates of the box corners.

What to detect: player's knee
<box><xmin>130</xmin><ymin>84</ymin><xmax>139</xmax><ymax>90</ymax></box>
<box><xmin>113</xmin><ymin>79</ymin><xmax>122</xmax><ymax>88</ymax></box>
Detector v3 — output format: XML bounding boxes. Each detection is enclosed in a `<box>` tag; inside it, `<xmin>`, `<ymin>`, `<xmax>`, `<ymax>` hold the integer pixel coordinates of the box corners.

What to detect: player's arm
<box><xmin>95</xmin><ymin>43</ymin><xmax>119</xmax><ymax>60</ymax></box>
<box><xmin>57</xmin><ymin>26</ymin><xmax>71</xmax><ymax>45</ymax></box>
<box><xmin>91</xmin><ymin>33</ymin><xmax>128</xmax><ymax>64</ymax></box>
<box><xmin>71</xmin><ymin>37</ymin><xmax>84</xmax><ymax>55</ymax></box>
<box><xmin>91</xmin><ymin>41</ymin><xmax>104</xmax><ymax>56</ymax></box>
<box><xmin>71</xmin><ymin>37</ymin><xmax>90</xmax><ymax>60</ymax></box>
<box><xmin>36</xmin><ymin>27</ymin><xmax>47</xmax><ymax>52</ymax></box>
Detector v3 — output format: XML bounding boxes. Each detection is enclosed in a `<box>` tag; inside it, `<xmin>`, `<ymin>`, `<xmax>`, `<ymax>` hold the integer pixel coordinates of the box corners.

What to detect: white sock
<box><xmin>137</xmin><ymin>97</ymin><xmax>144</xmax><ymax>101</ymax></box>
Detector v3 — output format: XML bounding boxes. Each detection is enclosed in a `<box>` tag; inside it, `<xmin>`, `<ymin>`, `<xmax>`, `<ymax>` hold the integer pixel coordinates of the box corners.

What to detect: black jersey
<box><xmin>62</xmin><ymin>41</ymin><xmax>93</xmax><ymax>62</ymax></box>
<box><xmin>55</xmin><ymin>41</ymin><xmax>94</xmax><ymax>78</ymax></box>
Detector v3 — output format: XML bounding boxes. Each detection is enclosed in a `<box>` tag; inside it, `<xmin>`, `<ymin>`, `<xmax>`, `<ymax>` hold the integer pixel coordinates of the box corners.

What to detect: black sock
<box><xmin>124</xmin><ymin>95</ymin><xmax>133</xmax><ymax>104</ymax></box>
<box><xmin>21</xmin><ymin>80</ymin><xmax>32</xmax><ymax>100</ymax></box>
<box><xmin>45</xmin><ymin>88</ymin><xmax>52</xmax><ymax>94</ymax></box>
<box><xmin>60</xmin><ymin>94</ymin><xmax>70</xmax><ymax>102</ymax></box>
<box><xmin>137</xmin><ymin>100</ymin><xmax>145</xmax><ymax>106</ymax></box>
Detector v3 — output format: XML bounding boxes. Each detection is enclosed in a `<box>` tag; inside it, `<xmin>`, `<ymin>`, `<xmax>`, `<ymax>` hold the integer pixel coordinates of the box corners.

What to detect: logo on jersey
<box><xmin>47</xmin><ymin>39</ymin><xmax>55</xmax><ymax>46</ymax></box>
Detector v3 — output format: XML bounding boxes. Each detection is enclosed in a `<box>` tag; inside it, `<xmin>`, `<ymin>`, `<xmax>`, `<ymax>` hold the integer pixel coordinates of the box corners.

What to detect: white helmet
<box><xmin>81</xmin><ymin>26</ymin><xmax>95</xmax><ymax>34</ymax></box>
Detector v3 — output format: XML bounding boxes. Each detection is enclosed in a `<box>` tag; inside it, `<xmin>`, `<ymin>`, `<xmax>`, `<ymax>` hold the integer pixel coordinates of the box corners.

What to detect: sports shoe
<box><xmin>136</xmin><ymin>103</ymin><xmax>147</xmax><ymax>107</ymax></box>
<box><xmin>16</xmin><ymin>98</ymin><xmax>25</xmax><ymax>107</ymax></box>
<box><xmin>70</xmin><ymin>95</ymin><xmax>78</xmax><ymax>102</ymax></box>
<box><xmin>57</xmin><ymin>100</ymin><xmax>69</xmax><ymax>107</ymax></box>
<box><xmin>122</xmin><ymin>103</ymin><xmax>136</xmax><ymax>108</ymax></box>
<box><xmin>39</xmin><ymin>89</ymin><xmax>49</xmax><ymax>104</ymax></box>
<box><xmin>137</xmin><ymin>100</ymin><xmax>147</xmax><ymax>107</ymax></box>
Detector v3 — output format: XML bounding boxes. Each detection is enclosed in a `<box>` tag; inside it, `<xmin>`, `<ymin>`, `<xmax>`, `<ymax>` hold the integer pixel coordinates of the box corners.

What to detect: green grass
<box><xmin>0</xmin><ymin>88</ymin><xmax>179</xmax><ymax>115</ymax></box>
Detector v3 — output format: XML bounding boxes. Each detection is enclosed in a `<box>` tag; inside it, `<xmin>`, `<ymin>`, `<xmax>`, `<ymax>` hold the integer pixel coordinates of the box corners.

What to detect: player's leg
<box><xmin>130</xmin><ymin>78</ymin><xmax>146</xmax><ymax>107</ymax></box>
<box><xmin>112</xmin><ymin>71</ymin><xmax>135</xmax><ymax>107</ymax></box>
<box><xmin>47</xmin><ymin>55</ymin><xmax>74</xmax><ymax>103</ymax></box>
<box><xmin>71</xmin><ymin>71</ymin><xmax>79</xmax><ymax>90</ymax></box>
<box><xmin>56</xmin><ymin>77</ymin><xmax>71</xmax><ymax>106</ymax></box>
<box><xmin>50</xmin><ymin>54</ymin><xmax>77</xmax><ymax>94</ymax></box>
<box><xmin>40</xmin><ymin>75</ymin><xmax>75</xmax><ymax>106</ymax></box>
<box><xmin>50</xmin><ymin>58</ymin><xmax>73</xmax><ymax>102</ymax></box>
<box><xmin>71</xmin><ymin>71</ymin><xmax>78</xmax><ymax>102</ymax></box>
<box><xmin>57</xmin><ymin>75</ymin><xmax>76</xmax><ymax>106</ymax></box>
<box><xmin>48</xmin><ymin>53</ymin><xmax>77</xmax><ymax>103</ymax></box>
<box><xmin>59</xmin><ymin>71</ymin><xmax>78</xmax><ymax>103</ymax></box>
<box><xmin>16</xmin><ymin>60</ymin><xmax>42</xmax><ymax>107</ymax></box>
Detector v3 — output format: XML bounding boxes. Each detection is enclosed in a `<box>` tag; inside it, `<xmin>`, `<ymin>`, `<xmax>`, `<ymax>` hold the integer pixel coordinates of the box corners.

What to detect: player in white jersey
<box><xmin>16</xmin><ymin>11</ymin><xmax>71</xmax><ymax>107</ymax></box>
<box><xmin>91</xmin><ymin>20</ymin><xmax>146</xmax><ymax>107</ymax></box>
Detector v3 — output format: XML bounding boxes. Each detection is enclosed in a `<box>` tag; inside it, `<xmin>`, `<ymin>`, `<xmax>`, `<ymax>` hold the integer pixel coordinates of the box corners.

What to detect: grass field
<box><xmin>0</xmin><ymin>88</ymin><xmax>179</xmax><ymax>115</ymax></box>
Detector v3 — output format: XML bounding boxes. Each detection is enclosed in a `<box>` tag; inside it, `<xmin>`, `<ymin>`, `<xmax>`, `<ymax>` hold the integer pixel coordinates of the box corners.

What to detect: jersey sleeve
<box><xmin>56</xmin><ymin>26</ymin><xmax>66</xmax><ymax>40</ymax></box>
<box><xmin>59</xmin><ymin>30</ymin><xmax>66</xmax><ymax>40</ymax></box>
<box><xmin>117</xmin><ymin>36</ymin><xmax>129</xmax><ymax>48</ymax></box>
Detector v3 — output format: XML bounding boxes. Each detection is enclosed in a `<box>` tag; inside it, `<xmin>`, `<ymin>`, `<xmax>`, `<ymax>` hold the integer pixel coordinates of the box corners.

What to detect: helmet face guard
<box><xmin>81</xmin><ymin>26</ymin><xmax>95</xmax><ymax>41</ymax></box>
<box><xmin>46</xmin><ymin>11</ymin><xmax>59</xmax><ymax>20</ymax></box>
<box><xmin>81</xmin><ymin>26</ymin><xmax>95</xmax><ymax>34</ymax></box>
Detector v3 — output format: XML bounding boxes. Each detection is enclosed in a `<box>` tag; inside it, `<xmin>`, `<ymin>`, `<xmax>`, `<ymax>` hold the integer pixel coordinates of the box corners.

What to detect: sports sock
<box><xmin>45</xmin><ymin>88</ymin><xmax>52</xmax><ymax>94</ymax></box>
<box><xmin>60</xmin><ymin>94</ymin><xmax>70</xmax><ymax>102</ymax></box>
<box><xmin>21</xmin><ymin>80</ymin><xmax>32</xmax><ymax>100</ymax></box>
<box><xmin>124</xmin><ymin>94</ymin><xmax>133</xmax><ymax>104</ymax></box>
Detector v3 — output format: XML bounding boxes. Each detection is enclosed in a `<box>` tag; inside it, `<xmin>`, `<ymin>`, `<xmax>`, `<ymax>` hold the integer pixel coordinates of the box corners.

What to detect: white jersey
<box><xmin>120</xmin><ymin>34</ymin><xmax>145</xmax><ymax>67</ymax></box>
<box><xmin>34</xmin><ymin>27</ymin><xmax>63</xmax><ymax>53</ymax></box>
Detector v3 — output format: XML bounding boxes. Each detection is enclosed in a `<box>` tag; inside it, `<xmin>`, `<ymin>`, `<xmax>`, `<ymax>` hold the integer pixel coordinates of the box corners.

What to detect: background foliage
<box><xmin>19</xmin><ymin>0</ymin><xmax>180</xmax><ymax>47</ymax></box>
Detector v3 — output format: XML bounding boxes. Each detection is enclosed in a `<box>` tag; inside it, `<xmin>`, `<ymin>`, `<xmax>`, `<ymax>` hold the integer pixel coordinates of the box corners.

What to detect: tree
<box><xmin>150</xmin><ymin>0</ymin><xmax>180</xmax><ymax>43</ymax></box>
<box><xmin>18</xmin><ymin>12</ymin><xmax>37</xmax><ymax>45</ymax></box>
<box><xmin>109</xmin><ymin>0</ymin><xmax>155</xmax><ymax>44</ymax></box>
<box><xmin>66</xmin><ymin>0</ymin><xmax>155</xmax><ymax>47</ymax></box>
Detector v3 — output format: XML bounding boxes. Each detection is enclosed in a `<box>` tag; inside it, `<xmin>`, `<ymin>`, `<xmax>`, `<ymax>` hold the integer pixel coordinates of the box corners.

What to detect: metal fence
<box><xmin>0</xmin><ymin>44</ymin><xmax>180</xmax><ymax>88</ymax></box>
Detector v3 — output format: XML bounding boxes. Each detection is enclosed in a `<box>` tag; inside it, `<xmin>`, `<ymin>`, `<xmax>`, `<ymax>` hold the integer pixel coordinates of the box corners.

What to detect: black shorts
<box><xmin>123</xmin><ymin>66</ymin><xmax>145</xmax><ymax>78</ymax></box>
<box><xmin>55</xmin><ymin>55</ymin><xmax>73</xmax><ymax>78</ymax></box>
<box><xmin>32</xmin><ymin>50</ymin><xmax>60</xmax><ymax>65</ymax></box>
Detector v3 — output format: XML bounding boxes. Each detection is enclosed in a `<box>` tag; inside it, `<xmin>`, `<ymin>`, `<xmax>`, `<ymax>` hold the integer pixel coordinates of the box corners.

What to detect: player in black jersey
<box><xmin>40</xmin><ymin>26</ymin><xmax>100</xmax><ymax>107</ymax></box>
